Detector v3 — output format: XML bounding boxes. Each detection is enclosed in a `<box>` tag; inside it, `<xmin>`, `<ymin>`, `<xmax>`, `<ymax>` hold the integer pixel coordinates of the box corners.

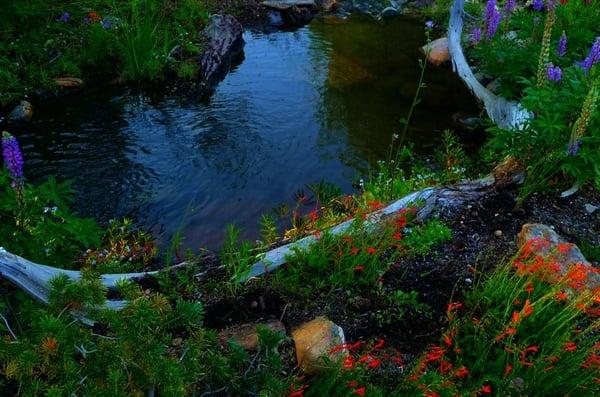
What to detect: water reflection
<box><xmin>18</xmin><ymin>16</ymin><xmax>476</xmax><ymax>250</ymax></box>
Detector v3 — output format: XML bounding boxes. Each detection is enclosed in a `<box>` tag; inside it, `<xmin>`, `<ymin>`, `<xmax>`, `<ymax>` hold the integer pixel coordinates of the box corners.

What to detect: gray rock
<box><xmin>584</xmin><ymin>203</ymin><xmax>598</xmax><ymax>214</ymax></box>
<box><xmin>8</xmin><ymin>100</ymin><xmax>33</xmax><ymax>123</ymax></box>
<box><xmin>198</xmin><ymin>15</ymin><xmax>244</xmax><ymax>97</ymax></box>
<box><xmin>381</xmin><ymin>6</ymin><xmax>398</xmax><ymax>18</ymax></box>
<box><xmin>262</xmin><ymin>0</ymin><xmax>316</xmax><ymax>10</ymax></box>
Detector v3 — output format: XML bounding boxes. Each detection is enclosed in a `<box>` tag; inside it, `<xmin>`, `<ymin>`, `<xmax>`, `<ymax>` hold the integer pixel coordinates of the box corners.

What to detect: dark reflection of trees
<box><xmin>309</xmin><ymin>15</ymin><xmax>478</xmax><ymax>169</ymax></box>
<box><xmin>18</xmin><ymin>87</ymin><xmax>150</xmax><ymax>223</ymax></box>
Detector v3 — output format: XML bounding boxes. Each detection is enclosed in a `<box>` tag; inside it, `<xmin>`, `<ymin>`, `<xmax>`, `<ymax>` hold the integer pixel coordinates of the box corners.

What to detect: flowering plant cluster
<box><xmin>404</xmin><ymin>237</ymin><xmax>600</xmax><ymax>396</ymax></box>
<box><xmin>472</xmin><ymin>0</ymin><xmax>600</xmax><ymax>196</ymax></box>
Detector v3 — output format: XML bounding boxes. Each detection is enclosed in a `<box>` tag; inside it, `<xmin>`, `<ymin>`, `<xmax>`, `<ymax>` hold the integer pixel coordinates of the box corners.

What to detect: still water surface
<box><xmin>21</xmin><ymin>16</ymin><xmax>476</xmax><ymax>250</ymax></box>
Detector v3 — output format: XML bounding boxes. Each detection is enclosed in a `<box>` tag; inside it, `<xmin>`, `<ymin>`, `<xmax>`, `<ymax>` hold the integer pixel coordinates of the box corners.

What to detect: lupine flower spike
<box><xmin>536</xmin><ymin>2</ymin><xmax>556</xmax><ymax>87</ymax></box>
<box><xmin>533</xmin><ymin>0</ymin><xmax>544</xmax><ymax>11</ymax></box>
<box><xmin>485</xmin><ymin>0</ymin><xmax>502</xmax><ymax>40</ymax></box>
<box><xmin>2</xmin><ymin>131</ymin><xmax>24</xmax><ymax>187</ymax></box>
<box><xmin>567</xmin><ymin>82</ymin><xmax>599</xmax><ymax>155</ymax></box>
<box><xmin>557</xmin><ymin>31</ymin><xmax>567</xmax><ymax>57</ymax></box>
<box><xmin>546</xmin><ymin>64</ymin><xmax>562</xmax><ymax>82</ymax></box>
<box><xmin>579</xmin><ymin>37</ymin><xmax>600</xmax><ymax>75</ymax></box>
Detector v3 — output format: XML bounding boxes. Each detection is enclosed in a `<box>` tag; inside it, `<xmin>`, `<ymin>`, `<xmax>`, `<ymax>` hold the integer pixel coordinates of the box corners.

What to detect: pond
<box><xmin>20</xmin><ymin>15</ymin><xmax>477</xmax><ymax>251</ymax></box>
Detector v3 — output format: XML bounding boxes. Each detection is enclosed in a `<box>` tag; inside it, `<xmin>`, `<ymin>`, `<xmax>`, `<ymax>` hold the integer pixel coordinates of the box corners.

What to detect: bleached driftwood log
<box><xmin>245</xmin><ymin>157</ymin><xmax>524</xmax><ymax>280</ymax></box>
<box><xmin>448</xmin><ymin>0</ymin><xmax>531</xmax><ymax>130</ymax></box>
<box><xmin>0</xmin><ymin>159</ymin><xmax>523</xmax><ymax>310</ymax></box>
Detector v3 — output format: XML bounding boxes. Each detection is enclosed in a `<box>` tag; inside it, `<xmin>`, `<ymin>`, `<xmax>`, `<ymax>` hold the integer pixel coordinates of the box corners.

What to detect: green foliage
<box><xmin>0</xmin><ymin>169</ymin><xmax>101</xmax><ymax>267</ymax></box>
<box><xmin>0</xmin><ymin>0</ymin><xmax>210</xmax><ymax>105</ymax></box>
<box><xmin>259</xmin><ymin>213</ymin><xmax>280</xmax><ymax>247</ymax></box>
<box><xmin>221</xmin><ymin>225</ymin><xmax>255</xmax><ymax>296</ymax></box>
<box><xmin>436</xmin><ymin>130</ymin><xmax>467</xmax><ymax>184</ymax></box>
<box><xmin>403</xmin><ymin>219</ymin><xmax>452</xmax><ymax>257</ymax></box>
<box><xmin>474</xmin><ymin>1</ymin><xmax>600</xmax><ymax>196</ymax></box>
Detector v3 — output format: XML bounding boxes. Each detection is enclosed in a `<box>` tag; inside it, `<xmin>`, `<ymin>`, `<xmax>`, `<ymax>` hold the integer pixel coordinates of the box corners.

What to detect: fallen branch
<box><xmin>244</xmin><ymin>158</ymin><xmax>524</xmax><ymax>280</ymax></box>
<box><xmin>0</xmin><ymin>159</ymin><xmax>523</xmax><ymax>310</ymax></box>
<box><xmin>448</xmin><ymin>0</ymin><xmax>531</xmax><ymax>130</ymax></box>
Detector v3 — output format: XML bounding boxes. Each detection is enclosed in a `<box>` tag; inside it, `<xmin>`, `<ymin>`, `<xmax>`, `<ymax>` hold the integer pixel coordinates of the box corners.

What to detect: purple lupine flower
<box><xmin>83</xmin><ymin>16</ymin><xmax>91</xmax><ymax>25</ymax></box>
<box><xmin>58</xmin><ymin>12</ymin><xmax>70</xmax><ymax>23</ymax></box>
<box><xmin>546</xmin><ymin>64</ymin><xmax>562</xmax><ymax>81</ymax></box>
<box><xmin>504</xmin><ymin>0</ymin><xmax>517</xmax><ymax>13</ymax></box>
<box><xmin>579</xmin><ymin>37</ymin><xmax>600</xmax><ymax>74</ymax></box>
<box><xmin>2</xmin><ymin>132</ymin><xmax>24</xmax><ymax>183</ymax></box>
<box><xmin>471</xmin><ymin>27</ymin><xmax>483</xmax><ymax>44</ymax></box>
<box><xmin>101</xmin><ymin>18</ymin><xmax>112</xmax><ymax>29</ymax></box>
<box><xmin>557</xmin><ymin>31</ymin><xmax>567</xmax><ymax>57</ymax></box>
<box><xmin>566</xmin><ymin>139</ymin><xmax>582</xmax><ymax>156</ymax></box>
<box><xmin>533</xmin><ymin>0</ymin><xmax>544</xmax><ymax>11</ymax></box>
<box><xmin>485</xmin><ymin>0</ymin><xmax>502</xmax><ymax>40</ymax></box>
<box><xmin>425</xmin><ymin>20</ymin><xmax>434</xmax><ymax>29</ymax></box>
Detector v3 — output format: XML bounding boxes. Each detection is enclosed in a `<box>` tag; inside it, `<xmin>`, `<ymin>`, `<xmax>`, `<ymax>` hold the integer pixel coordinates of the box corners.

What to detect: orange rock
<box><xmin>291</xmin><ymin>317</ymin><xmax>346</xmax><ymax>373</ymax></box>
<box><xmin>420</xmin><ymin>37</ymin><xmax>450</xmax><ymax>66</ymax></box>
<box><xmin>219</xmin><ymin>320</ymin><xmax>286</xmax><ymax>350</ymax></box>
<box><xmin>54</xmin><ymin>77</ymin><xmax>84</xmax><ymax>89</ymax></box>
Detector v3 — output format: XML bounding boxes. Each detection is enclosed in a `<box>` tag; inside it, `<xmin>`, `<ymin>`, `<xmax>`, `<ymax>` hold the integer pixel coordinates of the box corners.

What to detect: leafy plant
<box><xmin>221</xmin><ymin>224</ymin><xmax>255</xmax><ymax>296</ymax></box>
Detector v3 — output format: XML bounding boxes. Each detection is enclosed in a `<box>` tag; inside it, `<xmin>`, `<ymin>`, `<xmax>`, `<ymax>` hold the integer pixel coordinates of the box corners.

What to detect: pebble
<box><xmin>494</xmin><ymin>230</ymin><xmax>503</xmax><ymax>237</ymax></box>
<box><xmin>584</xmin><ymin>204</ymin><xmax>598</xmax><ymax>214</ymax></box>
<box><xmin>250</xmin><ymin>300</ymin><xmax>258</xmax><ymax>309</ymax></box>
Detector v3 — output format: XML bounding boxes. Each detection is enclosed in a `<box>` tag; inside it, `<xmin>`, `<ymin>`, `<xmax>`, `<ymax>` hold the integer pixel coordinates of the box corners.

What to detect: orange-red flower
<box><xmin>503</xmin><ymin>363</ymin><xmax>513</xmax><ymax>377</ymax></box>
<box><xmin>480</xmin><ymin>385</ymin><xmax>492</xmax><ymax>394</ymax></box>
<box><xmin>523</xmin><ymin>299</ymin><xmax>534</xmax><ymax>317</ymax></box>
<box><xmin>373</xmin><ymin>339</ymin><xmax>385</xmax><ymax>349</ymax></box>
<box><xmin>343</xmin><ymin>355</ymin><xmax>355</xmax><ymax>369</ymax></box>
<box><xmin>40</xmin><ymin>336</ymin><xmax>58</xmax><ymax>355</ymax></box>
<box><xmin>366</xmin><ymin>246</ymin><xmax>376</xmax><ymax>255</ymax></box>
<box><xmin>353</xmin><ymin>387</ymin><xmax>366</xmax><ymax>396</ymax></box>
<box><xmin>354</xmin><ymin>265</ymin><xmax>365</xmax><ymax>272</ymax></box>
<box><xmin>455</xmin><ymin>366</ymin><xmax>469</xmax><ymax>378</ymax></box>
<box><xmin>564</xmin><ymin>341</ymin><xmax>577</xmax><ymax>352</ymax></box>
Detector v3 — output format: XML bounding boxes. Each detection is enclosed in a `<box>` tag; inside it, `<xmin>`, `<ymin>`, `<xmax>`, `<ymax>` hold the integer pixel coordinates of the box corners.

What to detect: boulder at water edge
<box><xmin>292</xmin><ymin>317</ymin><xmax>346</xmax><ymax>373</ymax></box>
<box><xmin>420</xmin><ymin>37</ymin><xmax>450</xmax><ymax>66</ymax></box>
<box><xmin>8</xmin><ymin>100</ymin><xmax>33</xmax><ymax>123</ymax></box>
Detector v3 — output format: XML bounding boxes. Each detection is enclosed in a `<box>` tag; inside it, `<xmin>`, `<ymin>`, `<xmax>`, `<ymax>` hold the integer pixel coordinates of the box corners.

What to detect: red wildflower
<box><xmin>564</xmin><ymin>341</ymin><xmax>577</xmax><ymax>352</ymax></box>
<box><xmin>503</xmin><ymin>363</ymin><xmax>513</xmax><ymax>377</ymax></box>
<box><xmin>480</xmin><ymin>385</ymin><xmax>492</xmax><ymax>394</ymax></box>
<box><xmin>438</xmin><ymin>359</ymin><xmax>453</xmax><ymax>375</ymax></box>
<box><xmin>582</xmin><ymin>353</ymin><xmax>600</xmax><ymax>369</ymax></box>
<box><xmin>350</xmin><ymin>247</ymin><xmax>360</xmax><ymax>255</ymax></box>
<box><xmin>425</xmin><ymin>346</ymin><xmax>446</xmax><ymax>363</ymax></box>
<box><xmin>358</xmin><ymin>354</ymin><xmax>373</xmax><ymax>364</ymax></box>
<box><xmin>555</xmin><ymin>291</ymin><xmax>568</xmax><ymax>301</ymax></box>
<box><xmin>354</xmin><ymin>265</ymin><xmax>365</xmax><ymax>272</ymax></box>
<box><xmin>447</xmin><ymin>302</ymin><xmax>462</xmax><ymax>314</ymax></box>
<box><xmin>87</xmin><ymin>12</ymin><xmax>102</xmax><ymax>23</ymax></box>
<box><xmin>424</xmin><ymin>393</ymin><xmax>439</xmax><ymax>397</ymax></box>
<box><xmin>523</xmin><ymin>299</ymin><xmax>534</xmax><ymax>317</ymax></box>
<box><xmin>308</xmin><ymin>210</ymin><xmax>319</xmax><ymax>221</ymax></box>
<box><xmin>443</xmin><ymin>334</ymin><xmax>453</xmax><ymax>347</ymax></box>
<box><xmin>511</xmin><ymin>311</ymin><xmax>520</xmax><ymax>324</ymax></box>
<box><xmin>342</xmin><ymin>236</ymin><xmax>353</xmax><ymax>244</ymax></box>
<box><xmin>396</xmin><ymin>216</ymin><xmax>407</xmax><ymax>229</ymax></box>
<box><xmin>393</xmin><ymin>232</ymin><xmax>403</xmax><ymax>240</ymax></box>
<box><xmin>495</xmin><ymin>327</ymin><xmax>516</xmax><ymax>342</ymax></box>
<box><xmin>519</xmin><ymin>345</ymin><xmax>539</xmax><ymax>367</ymax></box>
<box><xmin>367</xmin><ymin>358</ymin><xmax>382</xmax><ymax>369</ymax></box>
<box><xmin>347</xmin><ymin>380</ymin><xmax>359</xmax><ymax>388</ymax></box>
<box><xmin>524</xmin><ymin>282</ymin><xmax>534</xmax><ymax>294</ymax></box>
<box><xmin>353</xmin><ymin>387</ymin><xmax>366</xmax><ymax>396</ymax></box>
<box><xmin>366</xmin><ymin>246</ymin><xmax>376</xmax><ymax>255</ymax></box>
<box><xmin>343</xmin><ymin>355</ymin><xmax>355</xmax><ymax>369</ymax></box>
<box><xmin>368</xmin><ymin>200</ymin><xmax>383</xmax><ymax>210</ymax></box>
<box><xmin>558</xmin><ymin>242</ymin><xmax>572</xmax><ymax>254</ymax></box>
<box><xmin>373</xmin><ymin>339</ymin><xmax>385</xmax><ymax>349</ymax></box>
<box><xmin>455</xmin><ymin>366</ymin><xmax>469</xmax><ymax>378</ymax></box>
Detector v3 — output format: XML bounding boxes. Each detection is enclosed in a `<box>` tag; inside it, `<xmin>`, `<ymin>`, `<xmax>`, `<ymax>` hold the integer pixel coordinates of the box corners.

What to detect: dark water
<box><xmin>20</xmin><ymin>16</ymin><xmax>476</xmax><ymax>250</ymax></box>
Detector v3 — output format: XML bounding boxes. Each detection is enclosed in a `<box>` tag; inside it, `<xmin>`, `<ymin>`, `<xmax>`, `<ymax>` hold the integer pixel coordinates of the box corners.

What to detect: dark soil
<box><xmin>197</xmin><ymin>186</ymin><xmax>600</xmax><ymax>364</ymax></box>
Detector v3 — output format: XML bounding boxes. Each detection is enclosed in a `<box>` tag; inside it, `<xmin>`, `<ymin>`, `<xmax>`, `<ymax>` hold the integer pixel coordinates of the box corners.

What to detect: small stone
<box><xmin>219</xmin><ymin>320</ymin><xmax>286</xmax><ymax>351</ymax></box>
<box><xmin>420</xmin><ymin>37</ymin><xmax>450</xmax><ymax>66</ymax></box>
<box><xmin>494</xmin><ymin>230</ymin><xmax>503</xmax><ymax>237</ymax></box>
<box><xmin>584</xmin><ymin>204</ymin><xmax>598</xmax><ymax>214</ymax></box>
<box><xmin>54</xmin><ymin>77</ymin><xmax>84</xmax><ymax>89</ymax></box>
<box><xmin>292</xmin><ymin>317</ymin><xmax>346</xmax><ymax>373</ymax></box>
<box><xmin>172</xmin><ymin>337</ymin><xmax>183</xmax><ymax>347</ymax></box>
<box><xmin>250</xmin><ymin>300</ymin><xmax>259</xmax><ymax>309</ymax></box>
<box><xmin>8</xmin><ymin>100</ymin><xmax>33</xmax><ymax>123</ymax></box>
<box><xmin>465</xmin><ymin>277</ymin><xmax>472</xmax><ymax>285</ymax></box>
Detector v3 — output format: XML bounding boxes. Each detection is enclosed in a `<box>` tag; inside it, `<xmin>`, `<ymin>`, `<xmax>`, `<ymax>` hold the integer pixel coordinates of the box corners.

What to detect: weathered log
<box><xmin>448</xmin><ymin>0</ymin><xmax>531</xmax><ymax>130</ymax></box>
<box><xmin>0</xmin><ymin>159</ymin><xmax>523</xmax><ymax>310</ymax></box>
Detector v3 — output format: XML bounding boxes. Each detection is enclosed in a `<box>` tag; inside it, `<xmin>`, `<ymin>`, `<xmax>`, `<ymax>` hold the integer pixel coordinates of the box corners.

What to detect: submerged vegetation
<box><xmin>1</xmin><ymin>0</ymin><xmax>599</xmax><ymax>396</ymax></box>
